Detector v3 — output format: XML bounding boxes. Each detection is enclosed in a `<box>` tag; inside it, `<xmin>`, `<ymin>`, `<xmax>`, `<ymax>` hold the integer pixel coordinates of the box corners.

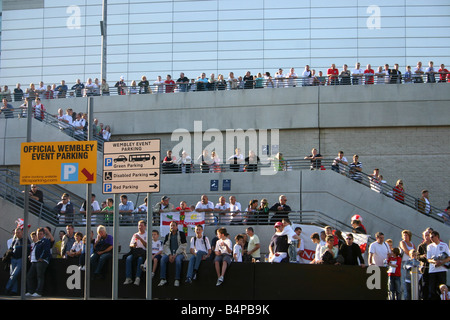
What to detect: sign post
<box><xmin>102</xmin><ymin>139</ymin><xmax>160</xmax><ymax>300</ymax></box>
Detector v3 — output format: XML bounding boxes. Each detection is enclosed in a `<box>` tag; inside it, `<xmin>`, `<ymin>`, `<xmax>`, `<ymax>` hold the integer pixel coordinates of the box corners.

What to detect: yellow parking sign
<box><xmin>20</xmin><ymin>141</ymin><xmax>97</xmax><ymax>185</ymax></box>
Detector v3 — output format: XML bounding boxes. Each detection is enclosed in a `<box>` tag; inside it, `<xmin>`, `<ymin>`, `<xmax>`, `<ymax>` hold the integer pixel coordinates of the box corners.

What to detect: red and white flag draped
<box><xmin>160</xmin><ymin>211</ymin><xmax>205</xmax><ymax>237</ymax></box>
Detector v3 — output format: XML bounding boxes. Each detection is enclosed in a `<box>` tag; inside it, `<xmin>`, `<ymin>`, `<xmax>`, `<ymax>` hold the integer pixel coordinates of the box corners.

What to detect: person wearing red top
<box><xmin>364</xmin><ymin>64</ymin><xmax>375</xmax><ymax>84</ymax></box>
<box><xmin>327</xmin><ymin>64</ymin><xmax>339</xmax><ymax>85</ymax></box>
<box><xmin>387</xmin><ymin>247</ymin><xmax>402</xmax><ymax>300</ymax></box>
<box><xmin>164</xmin><ymin>75</ymin><xmax>176</xmax><ymax>93</ymax></box>
<box><xmin>392</xmin><ymin>179</ymin><xmax>405</xmax><ymax>204</ymax></box>
<box><xmin>438</xmin><ymin>64</ymin><xmax>450</xmax><ymax>83</ymax></box>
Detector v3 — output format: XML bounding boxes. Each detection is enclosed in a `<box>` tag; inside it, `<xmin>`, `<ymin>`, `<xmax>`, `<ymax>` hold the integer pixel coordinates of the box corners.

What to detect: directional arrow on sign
<box><xmin>150</xmin><ymin>172</ymin><xmax>158</xmax><ymax>177</ymax></box>
<box><xmin>82</xmin><ymin>168</ymin><xmax>95</xmax><ymax>181</ymax></box>
<box><xmin>151</xmin><ymin>155</ymin><xmax>156</xmax><ymax>165</ymax></box>
<box><xmin>149</xmin><ymin>184</ymin><xmax>158</xmax><ymax>189</ymax></box>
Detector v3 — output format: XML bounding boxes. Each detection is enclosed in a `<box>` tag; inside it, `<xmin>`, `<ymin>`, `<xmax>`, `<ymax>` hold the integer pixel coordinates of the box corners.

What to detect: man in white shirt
<box><xmin>352</xmin><ymin>62</ymin><xmax>364</xmax><ymax>85</ymax></box>
<box><xmin>123</xmin><ymin>220</ymin><xmax>147</xmax><ymax>286</ymax></box>
<box><xmin>427</xmin><ymin>230</ymin><xmax>450</xmax><ymax>300</ymax></box>
<box><xmin>195</xmin><ymin>195</ymin><xmax>215</xmax><ymax>224</ymax></box>
<box><xmin>286</xmin><ymin>68</ymin><xmax>298</xmax><ymax>87</ymax></box>
<box><xmin>368</xmin><ymin>232</ymin><xmax>390</xmax><ymax>266</ymax></box>
<box><xmin>72</xmin><ymin>112</ymin><xmax>86</xmax><ymax>138</ymax></box>
<box><xmin>60</xmin><ymin>108</ymin><xmax>74</xmax><ymax>134</ymax></box>
<box><xmin>229</xmin><ymin>195</ymin><xmax>243</xmax><ymax>225</ymax></box>
<box><xmin>185</xmin><ymin>224</ymin><xmax>211</xmax><ymax>283</ymax></box>
<box><xmin>332</xmin><ymin>150</ymin><xmax>348</xmax><ymax>174</ymax></box>
<box><xmin>214</xmin><ymin>196</ymin><xmax>230</xmax><ymax>225</ymax></box>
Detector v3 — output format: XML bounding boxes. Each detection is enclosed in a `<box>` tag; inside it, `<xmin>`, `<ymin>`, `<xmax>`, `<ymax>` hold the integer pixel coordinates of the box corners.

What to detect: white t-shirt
<box><xmin>130</xmin><ymin>232</ymin><xmax>147</xmax><ymax>250</ymax></box>
<box><xmin>215</xmin><ymin>238</ymin><xmax>232</xmax><ymax>256</ymax></box>
<box><xmin>215</xmin><ymin>202</ymin><xmax>230</xmax><ymax>224</ymax></box>
<box><xmin>352</xmin><ymin>68</ymin><xmax>364</xmax><ymax>83</ymax></box>
<box><xmin>275</xmin><ymin>225</ymin><xmax>297</xmax><ymax>243</ymax></box>
<box><xmin>195</xmin><ymin>201</ymin><xmax>214</xmax><ymax>211</ymax></box>
<box><xmin>80</xmin><ymin>200</ymin><xmax>101</xmax><ymax>212</ymax></box>
<box><xmin>369</xmin><ymin>241</ymin><xmax>390</xmax><ymax>266</ymax></box>
<box><xmin>233</xmin><ymin>243</ymin><xmax>243</xmax><ymax>262</ymax></box>
<box><xmin>302</xmin><ymin>70</ymin><xmax>312</xmax><ymax>85</ymax></box>
<box><xmin>286</xmin><ymin>73</ymin><xmax>298</xmax><ymax>87</ymax></box>
<box><xmin>427</xmin><ymin>241</ymin><xmax>450</xmax><ymax>273</ymax></box>
<box><xmin>314</xmin><ymin>240</ymin><xmax>326</xmax><ymax>262</ymax></box>
<box><xmin>215</xmin><ymin>202</ymin><xmax>230</xmax><ymax>211</ymax></box>
<box><xmin>72</xmin><ymin>118</ymin><xmax>85</xmax><ymax>135</ymax></box>
<box><xmin>275</xmin><ymin>73</ymin><xmax>285</xmax><ymax>87</ymax></box>
<box><xmin>71</xmin><ymin>240</ymin><xmax>83</xmax><ymax>253</ymax></box>
<box><xmin>152</xmin><ymin>239</ymin><xmax>163</xmax><ymax>255</ymax></box>
<box><xmin>61</xmin><ymin>114</ymin><xmax>73</xmax><ymax>127</ymax></box>
<box><xmin>190</xmin><ymin>235</ymin><xmax>211</xmax><ymax>253</ymax></box>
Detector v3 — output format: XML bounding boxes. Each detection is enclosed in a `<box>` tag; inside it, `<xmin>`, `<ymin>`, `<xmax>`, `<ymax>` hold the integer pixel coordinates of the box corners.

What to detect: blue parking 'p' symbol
<box><xmin>105</xmin><ymin>158</ymin><xmax>113</xmax><ymax>167</ymax></box>
<box><xmin>104</xmin><ymin>184</ymin><xmax>112</xmax><ymax>193</ymax></box>
<box><xmin>61</xmin><ymin>163</ymin><xmax>78</xmax><ymax>182</ymax></box>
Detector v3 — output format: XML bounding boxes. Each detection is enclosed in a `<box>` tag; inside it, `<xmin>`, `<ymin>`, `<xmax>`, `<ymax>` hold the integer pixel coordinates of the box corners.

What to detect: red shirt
<box><xmin>388</xmin><ymin>256</ymin><xmax>402</xmax><ymax>277</ymax></box>
<box><xmin>364</xmin><ymin>69</ymin><xmax>374</xmax><ymax>84</ymax></box>
<box><xmin>438</xmin><ymin>68</ymin><xmax>450</xmax><ymax>81</ymax></box>
<box><xmin>327</xmin><ymin>68</ymin><xmax>339</xmax><ymax>79</ymax></box>
<box><xmin>164</xmin><ymin>80</ymin><xmax>175</xmax><ymax>93</ymax></box>
<box><xmin>392</xmin><ymin>185</ymin><xmax>404</xmax><ymax>202</ymax></box>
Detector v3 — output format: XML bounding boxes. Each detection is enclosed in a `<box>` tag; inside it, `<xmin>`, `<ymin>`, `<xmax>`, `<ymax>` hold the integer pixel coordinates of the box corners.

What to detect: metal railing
<box><xmin>160</xmin><ymin>158</ymin><xmax>448</xmax><ymax>225</ymax></box>
<box><xmin>2</xmin><ymin>72</ymin><xmax>448</xmax><ymax>102</ymax></box>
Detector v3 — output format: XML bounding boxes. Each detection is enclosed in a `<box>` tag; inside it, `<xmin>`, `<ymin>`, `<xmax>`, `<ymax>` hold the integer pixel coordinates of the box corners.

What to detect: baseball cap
<box><xmin>274</xmin><ymin>222</ymin><xmax>283</xmax><ymax>228</ymax></box>
<box><xmin>161</xmin><ymin>196</ymin><xmax>170</xmax><ymax>201</ymax></box>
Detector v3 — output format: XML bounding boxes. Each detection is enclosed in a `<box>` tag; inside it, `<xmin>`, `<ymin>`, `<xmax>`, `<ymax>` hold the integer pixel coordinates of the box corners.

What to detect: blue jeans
<box><xmin>187</xmin><ymin>251</ymin><xmax>207</xmax><ymax>278</ymax></box>
<box><xmin>125</xmin><ymin>254</ymin><xmax>144</xmax><ymax>279</ymax></box>
<box><xmin>388</xmin><ymin>276</ymin><xmax>401</xmax><ymax>300</ymax></box>
<box><xmin>6</xmin><ymin>257</ymin><xmax>22</xmax><ymax>293</ymax></box>
<box><xmin>90</xmin><ymin>251</ymin><xmax>112</xmax><ymax>275</ymax></box>
<box><xmin>160</xmin><ymin>254</ymin><xmax>184</xmax><ymax>280</ymax></box>
<box><xmin>26</xmin><ymin>261</ymin><xmax>48</xmax><ymax>295</ymax></box>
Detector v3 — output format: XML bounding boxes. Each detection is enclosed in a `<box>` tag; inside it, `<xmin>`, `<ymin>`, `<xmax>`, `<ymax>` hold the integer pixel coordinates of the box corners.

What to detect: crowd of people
<box><xmin>53</xmin><ymin>107</ymin><xmax>111</xmax><ymax>142</ymax></box>
<box><xmin>1</xmin><ymin>60</ymin><xmax>449</xmax><ymax>105</ymax></box>
<box><xmin>0</xmin><ymin>84</ymin><xmax>113</xmax><ymax>143</ymax></box>
<box><xmin>3</xmin><ymin>211</ymin><xmax>449</xmax><ymax>300</ymax></box>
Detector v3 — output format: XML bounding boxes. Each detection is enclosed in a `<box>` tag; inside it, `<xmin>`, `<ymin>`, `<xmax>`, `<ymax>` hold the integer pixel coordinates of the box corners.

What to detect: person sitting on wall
<box><xmin>90</xmin><ymin>225</ymin><xmax>113</xmax><ymax>280</ymax></box>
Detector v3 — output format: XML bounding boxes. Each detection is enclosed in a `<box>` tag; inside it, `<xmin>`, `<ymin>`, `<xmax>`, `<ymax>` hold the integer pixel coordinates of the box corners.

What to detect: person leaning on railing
<box><xmin>0</xmin><ymin>98</ymin><xmax>14</xmax><ymax>118</ymax></box>
<box><xmin>392</xmin><ymin>180</ymin><xmax>405</xmax><ymax>204</ymax></box>
<box><xmin>417</xmin><ymin>189</ymin><xmax>432</xmax><ymax>215</ymax></box>
<box><xmin>438</xmin><ymin>64</ymin><xmax>450</xmax><ymax>83</ymax></box>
